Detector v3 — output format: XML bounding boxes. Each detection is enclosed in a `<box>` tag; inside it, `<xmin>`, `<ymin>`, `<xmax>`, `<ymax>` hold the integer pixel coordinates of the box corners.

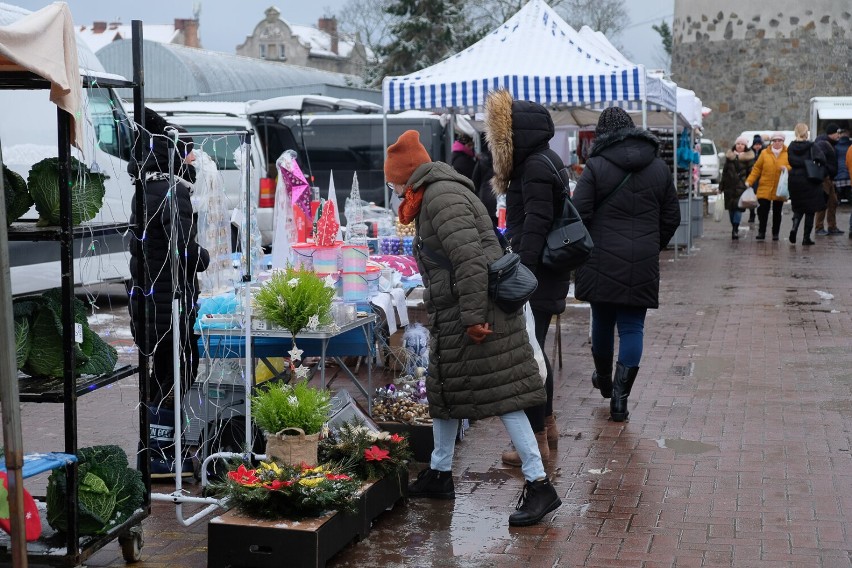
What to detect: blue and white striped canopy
<box><xmin>382</xmin><ymin>0</ymin><xmax>677</xmax><ymax>113</ymax></box>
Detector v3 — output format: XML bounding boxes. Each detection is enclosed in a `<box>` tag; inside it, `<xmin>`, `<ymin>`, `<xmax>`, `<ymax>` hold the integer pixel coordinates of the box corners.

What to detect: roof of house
<box><xmin>77</xmin><ymin>22</ymin><xmax>179</xmax><ymax>53</ymax></box>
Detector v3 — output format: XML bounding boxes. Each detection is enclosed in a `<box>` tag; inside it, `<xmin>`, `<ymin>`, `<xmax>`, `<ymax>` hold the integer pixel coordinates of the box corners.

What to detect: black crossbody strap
<box><xmin>595</xmin><ymin>172</ymin><xmax>633</xmax><ymax>212</ymax></box>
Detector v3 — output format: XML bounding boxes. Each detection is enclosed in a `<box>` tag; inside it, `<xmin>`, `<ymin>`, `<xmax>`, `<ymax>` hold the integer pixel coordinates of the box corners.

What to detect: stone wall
<box><xmin>672</xmin><ymin>1</ymin><xmax>852</xmax><ymax>149</ymax></box>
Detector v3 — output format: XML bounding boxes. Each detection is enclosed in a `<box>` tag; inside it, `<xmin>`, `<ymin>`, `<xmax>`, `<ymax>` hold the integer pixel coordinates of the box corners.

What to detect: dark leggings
<box><xmin>150</xmin><ymin>328</ymin><xmax>200</xmax><ymax>406</ymax></box>
<box><xmin>756</xmin><ymin>198</ymin><xmax>784</xmax><ymax>237</ymax></box>
<box><xmin>524</xmin><ymin>308</ymin><xmax>554</xmax><ymax>433</ymax></box>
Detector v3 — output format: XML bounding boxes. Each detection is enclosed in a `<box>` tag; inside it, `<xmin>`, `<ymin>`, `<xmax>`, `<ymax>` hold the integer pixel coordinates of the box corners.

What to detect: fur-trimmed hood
<box><xmin>484</xmin><ymin>90</ymin><xmax>554</xmax><ymax>195</ymax></box>
<box><xmin>725</xmin><ymin>148</ymin><xmax>755</xmax><ymax>161</ymax></box>
<box><xmin>590</xmin><ymin>127</ymin><xmax>661</xmax><ymax>172</ymax></box>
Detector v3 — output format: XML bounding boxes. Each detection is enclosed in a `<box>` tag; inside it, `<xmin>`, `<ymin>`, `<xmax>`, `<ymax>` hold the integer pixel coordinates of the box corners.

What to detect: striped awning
<box><xmin>382</xmin><ymin>0</ymin><xmax>675</xmax><ymax>113</ymax></box>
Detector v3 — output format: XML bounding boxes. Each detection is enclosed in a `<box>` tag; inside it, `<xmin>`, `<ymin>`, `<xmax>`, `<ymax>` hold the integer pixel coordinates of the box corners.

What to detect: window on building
<box><xmin>279</xmin><ymin>44</ymin><xmax>286</xmax><ymax>60</ymax></box>
<box><xmin>260</xmin><ymin>44</ymin><xmax>266</xmax><ymax>58</ymax></box>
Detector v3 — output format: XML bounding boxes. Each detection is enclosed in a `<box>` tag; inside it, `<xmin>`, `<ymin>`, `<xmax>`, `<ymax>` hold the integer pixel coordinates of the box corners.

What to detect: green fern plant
<box><xmin>253</xmin><ymin>267</ymin><xmax>334</xmax><ymax>337</ymax></box>
<box><xmin>251</xmin><ymin>380</ymin><xmax>331</xmax><ymax>435</ymax></box>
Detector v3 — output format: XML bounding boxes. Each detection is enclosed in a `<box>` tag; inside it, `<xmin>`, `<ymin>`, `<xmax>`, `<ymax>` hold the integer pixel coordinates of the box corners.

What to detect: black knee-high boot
<box><xmin>610</xmin><ymin>362</ymin><xmax>640</xmax><ymax>422</ymax></box>
<box><xmin>789</xmin><ymin>216</ymin><xmax>801</xmax><ymax>244</ymax></box>
<box><xmin>591</xmin><ymin>350</ymin><xmax>613</xmax><ymax>398</ymax></box>
<box><xmin>732</xmin><ymin>223</ymin><xmax>739</xmax><ymax>240</ymax></box>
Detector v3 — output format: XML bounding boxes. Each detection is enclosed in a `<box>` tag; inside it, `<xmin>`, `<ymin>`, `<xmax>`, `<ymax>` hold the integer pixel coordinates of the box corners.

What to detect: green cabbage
<box><xmin>2</xmin><ymin>164</ymin><xmax>33</xmax><ymax>226</ymax></box>
<box><xmin>13</xmin><ymin>289</ymin><xmax>117</xmax><ymax>379</ymax></box>
<box><xmin>27</xmin><ymin>157</ymin><xmax>106</xmax><ymax>227</ymax></box>
<box><xmin>14</xmin><ymin>317</ymin><xmax>30</xmax><ymax>370</ymax></box>
<box><xmin>46</xmin><ymin>445</ymin><xmax>145</xmax><ymax>535</ymax></box>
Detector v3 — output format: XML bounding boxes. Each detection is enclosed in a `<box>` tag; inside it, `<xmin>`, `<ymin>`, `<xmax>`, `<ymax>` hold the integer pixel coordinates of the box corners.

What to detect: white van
<box><xmin>699</xmin><ymin>138</ymin><xmax>720</xmax><ymax>182</ymax></box>
<box><xmin>1</xmin><ymin>4</ymin><xmax>135</xmax><ymax>295</ymax></box>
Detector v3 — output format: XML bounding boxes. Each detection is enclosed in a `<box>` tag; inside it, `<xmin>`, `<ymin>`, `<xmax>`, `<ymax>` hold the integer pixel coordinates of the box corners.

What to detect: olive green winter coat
<box><xmin>408</xmin><ymin>161</ymin><xmax>545</xmax><ymax>420</ymax></box>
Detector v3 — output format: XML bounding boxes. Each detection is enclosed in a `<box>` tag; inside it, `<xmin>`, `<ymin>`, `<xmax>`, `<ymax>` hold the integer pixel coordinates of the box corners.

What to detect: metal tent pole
<box><xmin>0</xmin><ymin>144</ymin><xmax>28</xmax><ymax>567</ymax></box>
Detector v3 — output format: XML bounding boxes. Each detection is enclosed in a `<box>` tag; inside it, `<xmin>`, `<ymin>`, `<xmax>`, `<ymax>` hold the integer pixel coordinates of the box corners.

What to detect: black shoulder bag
<box><xmin>804</xmin><ymin>144</ymin><xmax>826</xmax><ymax>183</ymax></box>
<box><xmin>417</xmin><ymin>227</ymin><xmax>537</xmax><ymax>314</ymax></box>
<box><xmin>533</xmin><ymin>153</ymin><xmax>595</xmax><ymax>278</ymax></box>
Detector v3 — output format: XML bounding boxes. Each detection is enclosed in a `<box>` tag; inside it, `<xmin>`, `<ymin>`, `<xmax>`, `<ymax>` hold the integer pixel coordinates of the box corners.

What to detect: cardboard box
<box><xmin>208</xmin><ymin>472</ymin><xmax>406</xmax><ymax>568</ymax></box>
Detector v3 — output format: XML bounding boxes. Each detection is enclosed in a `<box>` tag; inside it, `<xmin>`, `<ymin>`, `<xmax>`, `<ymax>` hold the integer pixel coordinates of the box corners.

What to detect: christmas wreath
<box><xmin>319</xmin><ymin>420</ymin><xmax>412</xmax><ymax>481</ymax></box>
<box><xmin>216</xmin><ymin>461</ymin><xmax>361</xmax><ymax>519</ymax></box>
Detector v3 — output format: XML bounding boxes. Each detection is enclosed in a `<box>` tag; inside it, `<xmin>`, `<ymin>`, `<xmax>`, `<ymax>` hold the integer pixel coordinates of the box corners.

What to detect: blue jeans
<box><xmin>590</xmin><ymin>302</ymin><xmax>648</xmax><ymax>368</ymax></box>
<box><xmin>729</xmin><ymin>209</ymin><xmax>742</xmax><ymax>226</ymax></box>
<box><xmin>430</xmin><ymin>411</ymin><xmax>545</xmax><ymax>482</ymax></box>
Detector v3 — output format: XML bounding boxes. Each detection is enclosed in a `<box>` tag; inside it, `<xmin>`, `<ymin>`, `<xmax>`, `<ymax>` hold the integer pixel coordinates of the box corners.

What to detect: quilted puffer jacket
<box><xmin>571</xmin><ymin>127</ymin><xmax>680</xmax><ymax>309</ymax></box>
<box><xmin>408</xmin><ymin>161</ymin><xmax>545</xmax><ymax>420</ymax></box>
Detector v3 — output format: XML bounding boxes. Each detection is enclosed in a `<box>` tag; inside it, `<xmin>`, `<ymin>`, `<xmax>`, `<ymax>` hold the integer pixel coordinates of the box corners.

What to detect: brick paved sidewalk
<box><xmin>19</xmin><ymin>208</ymin><xmax>852</xmax><ymax>566</ymax></box>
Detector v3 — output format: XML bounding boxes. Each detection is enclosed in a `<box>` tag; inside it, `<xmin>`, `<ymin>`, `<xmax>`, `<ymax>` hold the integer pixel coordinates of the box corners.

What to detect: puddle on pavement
<box><xmin>656</xmin><ymin>438</ymin><xmax>718</xmax><ymax>454</ymax></box>
<box><xmin>784</xmin><ymin>299</ymin><xmax>820</xmax><ymax>306</ymax></box>
<box><xmin>670</xmin><ymin>358</ymin><xmax>732</xmax><ymax>380</ymax></box>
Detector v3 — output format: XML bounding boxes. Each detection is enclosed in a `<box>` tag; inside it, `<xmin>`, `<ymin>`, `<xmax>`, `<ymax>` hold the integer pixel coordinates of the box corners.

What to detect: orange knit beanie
<box><xmin>384</xmin><ymin>130</ymin><xmax>431</xmax><ymax>184</ymax></box>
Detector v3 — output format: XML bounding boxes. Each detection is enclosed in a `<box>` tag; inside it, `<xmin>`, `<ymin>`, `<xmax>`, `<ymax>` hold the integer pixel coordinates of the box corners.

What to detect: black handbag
<box><xmin>417</xmin><ymin>229</ymin><xmax>537</xmax><ymax>313</ymax></box>
<box><xmin>533</xmin><ymin>153</ymin><xmax>594</xmax><ymax>278</ymax></box>
<box><xmin>804</xmin><ymin>145</ymin><xmax>826</xmax><ymax>183</ymax></box>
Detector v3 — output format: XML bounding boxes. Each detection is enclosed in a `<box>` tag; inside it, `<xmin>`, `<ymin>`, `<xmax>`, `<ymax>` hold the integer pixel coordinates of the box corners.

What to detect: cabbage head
<box><xmin>14</xmin><ymin>317</ymin><xmax>30</xmax><ymax>370</ymax></box>
<box><xmin>46</xmin><ymin>445</ymin><xmax>145</xmax><ymax>535</ymax></box>
<box><xmin>13</xmin><ymin>288</ymin><xmax>117</xmax><ymax>379</ymax></box>
<box><xmin>2</xmin><ymin>164</ymin><xmax>33</xmax><ymax>226</ymax></box>
<box><xmin>27</xmin><ymin>157</ymin><xmax>106</xmax><ymax>227</ymax></box>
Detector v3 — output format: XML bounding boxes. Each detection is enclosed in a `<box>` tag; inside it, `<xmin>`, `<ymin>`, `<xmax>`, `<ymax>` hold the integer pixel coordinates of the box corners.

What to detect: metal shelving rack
<box><xmin>0</xmin><ymin>20</ymin><xmax>148</xmax><ymax>566</ymax></box>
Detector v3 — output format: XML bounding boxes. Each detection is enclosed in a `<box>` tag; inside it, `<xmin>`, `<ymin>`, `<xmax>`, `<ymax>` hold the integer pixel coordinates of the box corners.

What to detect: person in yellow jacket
<box><xmin>746</xmin><ymin>131</ymin><xmax>790</xmax><ymax>240</ymax></box>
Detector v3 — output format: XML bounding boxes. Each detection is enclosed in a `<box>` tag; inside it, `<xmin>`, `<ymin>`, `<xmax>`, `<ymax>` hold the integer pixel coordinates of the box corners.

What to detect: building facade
<box><xmin>236</xmin><ymin>7</ymin><xmax>367</xmax><ymax>77</ymax></box>
<box><xmin>671</xmin><ymin>1</ymin><xmax>852</xmax><ymax>148</ymax></box>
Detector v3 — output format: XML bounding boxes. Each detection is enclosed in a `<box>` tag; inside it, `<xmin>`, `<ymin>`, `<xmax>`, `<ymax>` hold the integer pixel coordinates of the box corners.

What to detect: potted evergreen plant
<box><xmin>251</xmin><ymin>380</ymin><xmax>331</xmax><ymax>466</ymax></box>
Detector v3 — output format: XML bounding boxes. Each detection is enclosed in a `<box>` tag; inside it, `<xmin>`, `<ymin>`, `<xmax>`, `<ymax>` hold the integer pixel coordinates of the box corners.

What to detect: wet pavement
<box><xmin>13</xmin><ymin>207</ymin><xmax>852</xmax><ymax>567</ymax></box>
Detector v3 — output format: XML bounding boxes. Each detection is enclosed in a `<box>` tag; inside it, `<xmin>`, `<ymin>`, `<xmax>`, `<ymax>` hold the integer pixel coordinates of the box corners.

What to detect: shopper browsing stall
<box><xmin>385</xmin><ymin>129</ymin><xmax>561</xmax><ymax>527</ymax></box>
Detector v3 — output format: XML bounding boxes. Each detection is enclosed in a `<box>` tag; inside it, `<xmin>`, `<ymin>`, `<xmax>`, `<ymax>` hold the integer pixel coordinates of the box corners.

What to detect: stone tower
<box><xmin>671</xmin><ymin>1</ymin><xmax>852</xmax><ymax>149</ymax></box>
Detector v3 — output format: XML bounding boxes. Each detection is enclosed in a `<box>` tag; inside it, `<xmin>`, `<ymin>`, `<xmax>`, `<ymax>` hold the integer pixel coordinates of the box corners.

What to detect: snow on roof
<box><xmin>290</xmin><ymin>23</ymin><xmax>358</xmax><ymax>59</ymax></box>
<box><xmin>78</xmin><ymin>22</ymin><xmax>178</xmax><ymax>54</ymax></box>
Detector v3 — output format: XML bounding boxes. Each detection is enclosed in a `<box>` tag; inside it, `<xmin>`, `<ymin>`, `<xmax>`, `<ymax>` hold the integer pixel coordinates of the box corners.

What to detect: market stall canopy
<box><xmin>0</xmin><ymin>3</ymin><xmax>83</xmax><ymax>148</ymax></box>
<box><xmin>382</xmin><ymin>0</ymin><xmax>676</xmax><ymax>114</ymax></box>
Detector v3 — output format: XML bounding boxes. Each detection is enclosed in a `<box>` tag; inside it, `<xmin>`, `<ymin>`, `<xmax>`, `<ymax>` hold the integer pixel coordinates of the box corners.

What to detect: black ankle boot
<box><xmin>408</xmin><ymin>468</ymin><xmax>455</xmax><ymax>499</ymax></box>
<box><xmin>508</xmin><ymin>477</ymin><xmax>562</xmax><ymax>527</ymax></box>
<box><xmin>610</xmin><ymin>362</ymin><xmax>640</xmax><ymax>422</ymax></box>
<box><xmin>591</xmin><ymin>350</ymin><xmax>613</xmax><ymax>398</ymax></box>
<box><xmin>732</xmin><ymin>224</ymin><xmax>739</xmax><ymax>240</ymax></box>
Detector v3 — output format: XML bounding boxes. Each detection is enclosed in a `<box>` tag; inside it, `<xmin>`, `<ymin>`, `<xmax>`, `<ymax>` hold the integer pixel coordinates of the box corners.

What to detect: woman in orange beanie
<box><xmin>387</xmin><ymin>129</ymin><xmax>561</xmax><ymax>526</ymax></box>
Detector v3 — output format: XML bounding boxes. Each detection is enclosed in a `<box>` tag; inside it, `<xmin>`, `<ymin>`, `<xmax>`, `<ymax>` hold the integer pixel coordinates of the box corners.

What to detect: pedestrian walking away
<box><xmin>571</xmin><ymin>107</ymin><xmax>680</xmax><ymax>422</ymax></box>
<box><xmin>813</xmin><ymin>122</ymin><xmax>843</xmax><ymax>235</ymax></box>
<box><xmin>786</xmin><ymin>123</ymin><xmax>827</xmax><ymax>245</ymax></box>
<box><xmin>719</xmin><ymin>136</ymin><xmax>756</xmax><ymax>240</ymax></box>
<box><xmin>484</xmin><ymin>89</ymin><xmax>570</xmax><ymax>466</ymax></box>
<box><xmin>450</xmin><ymin>133</ymin><xmax>477</xmax><ymax>180</ymax></box>
<box><xmin>384</xmin><ymin>129</ymin><xmax>561</xmax><ymax>527</ymax></box>
<box><xmin>746</xmin><ymin>131</ymin><xmax>789</xmax><ymax>241</ymax></box>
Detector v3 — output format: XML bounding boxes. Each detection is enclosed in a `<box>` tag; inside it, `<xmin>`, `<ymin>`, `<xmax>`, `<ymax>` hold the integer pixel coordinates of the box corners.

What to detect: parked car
<box><xmin>699</xmin><ymin>138</ymin><xmax>721</xmax><ymax>183</ymax></box>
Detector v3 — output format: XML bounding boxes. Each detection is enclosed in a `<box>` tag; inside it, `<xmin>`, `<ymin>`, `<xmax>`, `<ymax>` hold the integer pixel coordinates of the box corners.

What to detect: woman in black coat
<box><xmin>787</xmin><ymin>122</ymin><xmax>827</xmax><ymax>245</ymax></box>
<box><xmin>128</xmin><ymin>109</ymin><xmax>210</xmax><ymax>477</ymax></box>
<box><xmin>485</xmin><ymin>89</ymin><xmax>570</xmax><ymax>463</ymax></box>
<box><xmin>450</xmin><ymin>134</ymin><xmax>476</xmax><ymax>180</ymax></box>
<box><xmin>719</xmin><ymin>136</ymin><xmax>755</xmax><ymax>239</ymax></box>
<box><xmin>572</xmin><ymin>107</ymin><xmax>680</xmax><ymax>422</ymax></box>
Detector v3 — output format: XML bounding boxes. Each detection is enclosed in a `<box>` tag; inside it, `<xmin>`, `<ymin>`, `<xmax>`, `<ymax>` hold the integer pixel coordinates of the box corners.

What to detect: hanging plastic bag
<box><xmin>775</xmin><ymin>169</ymin><xmax>790</xmax><ymax>200</ymax></box>
<box><xmin>738</xmin><ymin>186</ymin><xmax>758</xmax><ymax>209</ymax></box>
<box><xmin>523</xmin><ymin>303</ymin><xmax>547</xmax><ymax>383</ymax></box>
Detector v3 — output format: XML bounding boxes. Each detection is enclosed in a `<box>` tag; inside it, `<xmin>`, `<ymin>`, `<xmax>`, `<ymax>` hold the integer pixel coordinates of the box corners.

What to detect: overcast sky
<box><xmin>8</xmin><ymin>0</ymin><xmax>673</xmax><ymax>69</ymax></box>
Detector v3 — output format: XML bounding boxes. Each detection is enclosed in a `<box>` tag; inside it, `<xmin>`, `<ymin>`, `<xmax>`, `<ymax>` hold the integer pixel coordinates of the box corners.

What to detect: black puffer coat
<box><xmin>128</xmin><ymin>173</ymin><xmax>210</xmax><ymax>346</ymax></box>
<box><xmin>572</xmin><ymin>128</ymin><xmax>680</xmax><ymax>309</ymax></box>
<box><xmin>485</xmin><ymin>90</ymin><xmax>570</xmax><ymax>315</ymax></box>
<box><xmin>720</xmin><ymin>148</ymin><xmax>755</xmax><ymax>211</ymax></box>
<box><xmin>787</xmin><ymin>140</ymin><xmax>827</xmax><ymax>214</ymax></box>
<box><xmin>409</xmin><ymin>162</ymin><xmax>544</xmax><ymax>420</ymax></box>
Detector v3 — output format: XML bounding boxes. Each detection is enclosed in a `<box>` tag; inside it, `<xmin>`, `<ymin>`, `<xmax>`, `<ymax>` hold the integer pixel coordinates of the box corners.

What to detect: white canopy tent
<box><xmin>381</xmin><ymin>0</ymin><xmax>677</xmax><ymax>117</ymax></box>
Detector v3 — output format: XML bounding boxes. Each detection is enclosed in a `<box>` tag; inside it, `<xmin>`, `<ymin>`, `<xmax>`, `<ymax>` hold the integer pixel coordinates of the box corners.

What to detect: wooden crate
<box><xmin>208</xmin><ymin>472</ymin><xmax>407</xmax><ymax>568</ymax></box>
